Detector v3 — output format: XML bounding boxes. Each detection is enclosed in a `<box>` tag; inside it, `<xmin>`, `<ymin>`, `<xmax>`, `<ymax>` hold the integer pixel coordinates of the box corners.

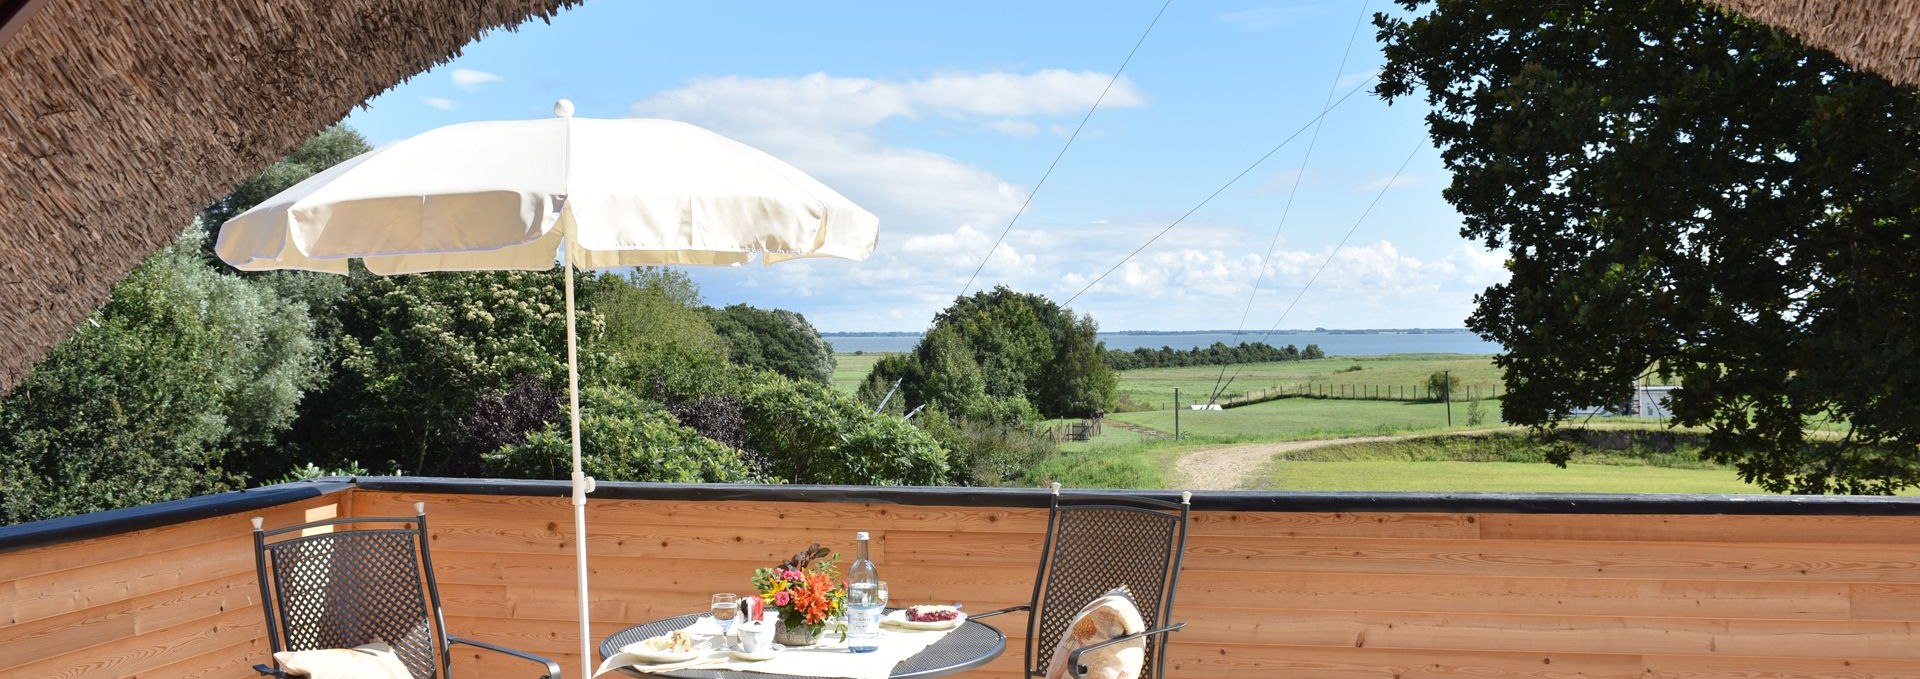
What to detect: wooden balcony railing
<box><xmin>6</xmin><ymin>478</ymin><xmax>1920</xmax><ymax>678</ymax></box>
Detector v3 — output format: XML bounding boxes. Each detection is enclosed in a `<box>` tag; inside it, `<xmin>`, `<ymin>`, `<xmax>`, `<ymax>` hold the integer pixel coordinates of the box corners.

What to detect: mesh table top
<box><xmin>599</xmin><ymin>612</ymin><xmax>1006</xmax><ymax>679</ymax></box>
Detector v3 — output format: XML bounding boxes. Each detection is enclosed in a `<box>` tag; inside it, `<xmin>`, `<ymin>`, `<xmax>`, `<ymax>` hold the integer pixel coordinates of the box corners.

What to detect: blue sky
<box><xmin>343</xmin><ymin>1</ymin><xmax>1504</xmax><ymax>332</ymax></box>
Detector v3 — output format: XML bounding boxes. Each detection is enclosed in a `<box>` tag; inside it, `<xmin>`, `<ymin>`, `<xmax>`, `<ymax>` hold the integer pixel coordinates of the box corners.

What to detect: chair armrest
<box><xmin>252</xmin><ymin>664</ymin><xmax>287</xmax><ymax>677</ymax></box>
<box><xmin>969</xmin><ymin>604</ymin><xmax>1030</xmax><ymax>620</ymax></box>
<box><xmin>1066</xmin><ymin>622</ymin><xmax>1186</xmax><ymax>679</ymax></box>
<box><xmin>449</xmin><ymin>635</ymin><xmax>562</xmax><ymax>678</ymax></box>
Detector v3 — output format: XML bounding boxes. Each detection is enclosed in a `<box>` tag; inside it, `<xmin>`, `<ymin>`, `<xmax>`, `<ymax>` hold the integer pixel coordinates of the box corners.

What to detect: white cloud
<box><xmin>1360</xmin><ymin>174</ymin><xmax>1423</xmax><ymax>191</ymax></box>
<box><xmin>983</xmin><ymin>119</ymin><xmax>1040</xmax><ymax>136</ymax></box>
<box><xmin>421</xmin><ymin>97</ymin><xmax>457</xmax><ymax>111</ymax></box>
<box><xmin>626</xmin><ymin>68</ymin><xmax>1482</xmax><ymax>331</ymax></box>
<box><xmin>631</xmin><ymin>69</ymin><xmax>1147</xmax><ymax>328</ymax></box>
<box><xmin>1216</xmin><ymin>5</ymin><xmax>1319</xmax><ymax>32</ymax></box>
<box><xmin>1335</xmin><ymin>69</ymin><xmax>1377</xmax><ymax>92</ymax></box>
<box><xmin>451</xmin><ymin>68</ymin><xmax>502</xmax><ymax>91</ymax></box>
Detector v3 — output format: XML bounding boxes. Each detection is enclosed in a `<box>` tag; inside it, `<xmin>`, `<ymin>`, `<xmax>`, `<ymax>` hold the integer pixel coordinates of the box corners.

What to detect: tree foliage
<box><xmin>709</xmin><ymin>304</ymin><xmax>836</xmax><ymax>383</ymax></box>
<box><xmin>741</xmin><ymin>373</ymin><xmax>949</xmax><ymax>485</ymax></box>
<box><xmin>1377</xmin><ymin>0</ymin><xmax>1920</xmax><ymax>492</ymax></box>
<box><xmin>872</xmin><ymin>287</ymin><xmax>1115</xmax><ymax>420</ymax></box>
<box><xmin>1105</xmin><ymin>341</ymin><xmax>1324</xmax><ymax>370</ymax></box>
<box><xmin>296</xmin><ymin>269</ymin><xmax>572</xmax><ymax>476</ymax></box>
<box><xmin>0</xmin><ymin>232</ymin><xmax>321</xmax><ymax>522</ymax></box>
<box><xmin>484</xmin><ymin>383</ymin><xmax>755</xmax><ymax>483</ymax></box>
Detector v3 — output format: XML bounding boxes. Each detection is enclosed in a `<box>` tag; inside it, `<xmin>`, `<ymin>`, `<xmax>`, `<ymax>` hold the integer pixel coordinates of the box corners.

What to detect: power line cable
<box><xmin>1060</xmin><ymin>75</ymin><xmax>1377</xmax><ymax>307</ymax></box>
<box><xmin>1208</xmin><ymin>0</ymin><xmax>1371</xmax><ymax>403</ymax></box>
<box><xmin>1210</xmin><ymin>139</ymin><xmax>1426</xmax><ymax>404</ymax></box>
<box><xmin>958</xmin><ymin>0</ymin><xmax>1174</xmax><ymax>298</ymax></box>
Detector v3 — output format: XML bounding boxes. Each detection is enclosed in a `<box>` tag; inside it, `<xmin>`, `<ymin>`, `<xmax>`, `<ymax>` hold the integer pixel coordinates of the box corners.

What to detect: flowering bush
<box><xmin>751</xmin><ymin>543</ymin><xmax>846</xmax><ymax>634</ymax></box>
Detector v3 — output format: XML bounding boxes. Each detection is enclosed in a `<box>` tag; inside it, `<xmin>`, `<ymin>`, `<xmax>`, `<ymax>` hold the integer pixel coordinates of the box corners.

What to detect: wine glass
<box><xmin>711</xmin><ymin>593</ymin><xmax>740</xmax><ymax>639</ymax></box>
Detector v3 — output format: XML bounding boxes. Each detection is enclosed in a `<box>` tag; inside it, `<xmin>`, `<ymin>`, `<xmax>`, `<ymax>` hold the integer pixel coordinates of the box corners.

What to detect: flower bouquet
<box><xmin>751</xmin><ymin>543</ymin><xmax>847</xmax><ymax>646</ymax></box>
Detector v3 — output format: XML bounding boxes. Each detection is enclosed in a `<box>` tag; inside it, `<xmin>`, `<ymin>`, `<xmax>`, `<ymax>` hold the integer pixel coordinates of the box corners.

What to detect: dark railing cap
<box><xmin>10</xmin><ymin>475</ymin><xmax>1920</xmax><ymax>554</ymax></box>
<box><xmin>0</xmin><ymin>478</ymin><xmax>352</xmax><ymax>553</ymax></box>
<box><xmin>354</xmin><ymin>476</ymin><xmax>1920</xmax><ymax>516</ymax></box>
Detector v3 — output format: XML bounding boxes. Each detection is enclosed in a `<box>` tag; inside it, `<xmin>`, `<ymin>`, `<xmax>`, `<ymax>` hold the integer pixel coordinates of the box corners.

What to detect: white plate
<box><xmin>617</xmin><ymin>642</ymin><xmax>700</xmax><ymax>664</ymax></box>
<box><xmin>730</xmin><ymin>649</ymin><xmax>777</xmax><ymax>661</ymax></box>
<box><xmin>882</xmin><ymin>609</ymin><xmax>967</xmax><ymax>630</ymax></box>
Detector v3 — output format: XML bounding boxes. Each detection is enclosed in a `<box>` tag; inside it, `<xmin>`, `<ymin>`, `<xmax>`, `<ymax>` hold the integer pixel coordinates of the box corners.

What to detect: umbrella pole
<box><xmin>563</xmin><ymin>229</ymin><xmax>595</xmax><ymax>679</ymax></box>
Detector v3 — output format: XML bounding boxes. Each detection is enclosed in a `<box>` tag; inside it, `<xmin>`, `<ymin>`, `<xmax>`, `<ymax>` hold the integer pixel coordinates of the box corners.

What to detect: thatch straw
<box><xmin>0</xmin><ymin>0</ymin><xmax>579</xmax><ymax>397</ymax></box>
<box><xmin>1706</xmin><ymin>0</ymin><xmax>1920</xmax><ymax>87</ymax></box>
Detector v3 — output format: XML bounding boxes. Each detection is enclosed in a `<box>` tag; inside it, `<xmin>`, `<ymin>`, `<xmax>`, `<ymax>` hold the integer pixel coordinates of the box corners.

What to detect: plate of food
<box><xmin>884</xmin><ymin>605</ymin><xmax>967</xmax><ymax>630</ymax></box>
<box><xmin>619</xmin><ymin>630</ymin><xmax>702</xmax><ymax>664</ymax></box>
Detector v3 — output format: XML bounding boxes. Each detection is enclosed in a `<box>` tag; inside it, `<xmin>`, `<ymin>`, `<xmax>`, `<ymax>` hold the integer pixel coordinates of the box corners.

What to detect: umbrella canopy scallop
<box><xmin>215</xmin><ymin>114</ymin><xmax>878</xmax><ymax>274</ymax></box>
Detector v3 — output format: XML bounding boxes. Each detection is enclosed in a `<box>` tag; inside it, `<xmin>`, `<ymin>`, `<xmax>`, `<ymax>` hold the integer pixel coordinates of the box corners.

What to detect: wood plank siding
<box><xmin>6</xmin><ymin>483</ymin><xmax>1920</xmax><ymax>678</ymax></box>
<box><xmin>0</xmin><ymin>491</ymin><xmax>351</xmax><ymax>679</ymax></box>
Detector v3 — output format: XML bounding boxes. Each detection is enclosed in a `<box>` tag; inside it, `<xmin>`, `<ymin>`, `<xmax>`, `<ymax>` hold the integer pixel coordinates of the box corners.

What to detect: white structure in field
<box><xmin>1572</xmin><ymin>385</ymin><xmax>1678</xmax><ymax>418</ymax></box>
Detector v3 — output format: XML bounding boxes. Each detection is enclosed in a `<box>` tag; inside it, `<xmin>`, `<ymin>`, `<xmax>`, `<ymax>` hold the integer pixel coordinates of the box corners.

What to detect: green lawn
<box><xmin>1247</xmin><ymin>432</ymin><xmax>1760</xmax><ymax>493</ymax></box>
<box><xmin>1110</xmin><ymin>354</ymin><xmax>1508</xmax><ymax>409</ymax></box>
<box><xmin>831</xmin><ymin>352</ymin><xmax>893</xmax><ymax>394</ymax></box>
<box><xmin>1109</xmin><ymin>396</ymin><xmax>1506</xmax><ymax>442</ymax></box>
<box><xmin>1254</xmin><ymin>460</ymin><xmax>1763</xmax><ymax>493</ymax></box>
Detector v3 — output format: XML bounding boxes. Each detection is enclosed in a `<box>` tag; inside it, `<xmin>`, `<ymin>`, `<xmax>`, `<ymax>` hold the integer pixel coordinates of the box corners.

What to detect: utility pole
<box><xmin>1443</xmin><ymin>369</ymin><xmax>1453</xmax><ymax>427</ymax></box>
<box><xmin>1173</xmin><ymin>387</ymin><xmax>1181</xmax><ymax>441</ymax></box>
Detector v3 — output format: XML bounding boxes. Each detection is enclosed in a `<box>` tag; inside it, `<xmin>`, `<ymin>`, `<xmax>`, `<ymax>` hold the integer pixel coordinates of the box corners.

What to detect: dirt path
<box><xmin>1107</xmin><ymin>420</ymin><xmax>1168</xmax><ymax>439</ymax></box>
<box><xmin>1172</xmin><ymin>430</ymin><xmax>1498</xmax><ymax>490</ymax></box>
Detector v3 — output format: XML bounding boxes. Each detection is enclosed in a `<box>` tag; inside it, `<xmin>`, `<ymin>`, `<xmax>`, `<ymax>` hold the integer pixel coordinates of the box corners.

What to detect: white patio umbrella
<box><xmin>216</xmin><ymin>100</ymin><xmax>878</xmax><ymax>678</ymax></box>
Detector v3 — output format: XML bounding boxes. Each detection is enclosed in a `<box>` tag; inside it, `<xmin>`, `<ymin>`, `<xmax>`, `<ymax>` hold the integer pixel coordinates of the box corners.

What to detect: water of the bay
<box><xmin>824</xmin><ymin>331</ymin><xmax>1499</xmax><ymax>355</ymax></box>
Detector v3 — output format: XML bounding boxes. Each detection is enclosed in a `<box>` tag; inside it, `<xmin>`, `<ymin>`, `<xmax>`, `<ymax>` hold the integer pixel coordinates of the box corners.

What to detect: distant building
<box><xmin>1571</xmin><ymin>385</ymin><xmax>1678</xmax><ymax>418</ymax></box>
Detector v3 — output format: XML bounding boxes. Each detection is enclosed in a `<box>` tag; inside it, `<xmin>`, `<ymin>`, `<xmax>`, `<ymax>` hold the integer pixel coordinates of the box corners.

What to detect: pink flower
<box><xmin>774</xmin><ymin>591</ymin><xmax>792</xmax><ymax>606</ymax></box>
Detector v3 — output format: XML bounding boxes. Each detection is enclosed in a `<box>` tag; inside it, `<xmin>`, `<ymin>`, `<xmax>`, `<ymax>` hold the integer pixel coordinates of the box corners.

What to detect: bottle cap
<box><xmin>856</xmin><ymin>531</ymin><xmax>869</xmax><ymax>540</ymax></box>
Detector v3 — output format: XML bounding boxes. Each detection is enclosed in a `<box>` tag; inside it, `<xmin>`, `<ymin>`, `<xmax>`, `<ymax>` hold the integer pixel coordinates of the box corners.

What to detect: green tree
<box><xmin>708</xmin><ymin>304</ymin><xmax>836</xmax><ymax>383</ymax></box>
<box><xmin>0</xmin><ymin>232</ymin><xmax>321</xmax><ymax>523</ymax></box>
<box><xmin>880</xmin><ymin>287</ymin><xmax>1115</xmax><ymax>420</ymax></box>
<box><xmin>741</xmin><ymin>373</ymin><xmax>949</xmax><ymax>485</ymax></box>
<box><xmin>484</xmin><ymin>383</ymin><xmax>754</xmax><ymax>483</ymax></box>
<box><xmin>298</xmin><ymin>269</ymin><xmax>571</xmax><ymax>476</ymax></box>
<box><xmin>1427</xmin><ymin>371</ymin><xmax>1461</xmax><ymax>402</ymax></box>
<box><xmin>198</xmin><ymin>126</ymin><xmax>371</xmax><ymax>341</ymax></box>
<box><xmin>588</xmin><ymin>268</ymin><xmax>737</xmax><ymax>399</ymax></box>
<box><xmin>1377</xmin><ymin>1</ymin><xmax>1920</xmax><ymax>493</ymax></box>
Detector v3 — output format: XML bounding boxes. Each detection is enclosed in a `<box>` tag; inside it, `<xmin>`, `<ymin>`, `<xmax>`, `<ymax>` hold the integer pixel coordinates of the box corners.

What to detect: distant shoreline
<box><xmin>826</xmin><ymin>330</ymin><xmax>1499</xmax><ymax>355</ymax></box>
<box><xmin>821</xmin><ymin>328</ymin><xmax>1479</xmax><ymax>337</ymax></box>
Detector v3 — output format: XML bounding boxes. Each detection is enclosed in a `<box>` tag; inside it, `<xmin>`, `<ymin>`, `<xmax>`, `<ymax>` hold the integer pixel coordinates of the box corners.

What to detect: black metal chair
<box><xmin>974</xmin><ymin>484</ymin><xmax>1191</xmax><ymax>679</ymax></box>
<box><xmin>250</xmin><ymin>502</ymin><xmax>560</xmax><ymax>678</ymax></box>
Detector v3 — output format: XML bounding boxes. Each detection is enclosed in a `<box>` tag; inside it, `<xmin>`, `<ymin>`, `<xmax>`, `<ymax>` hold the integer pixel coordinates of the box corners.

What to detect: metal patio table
<box><xmin>599</xmin><ymin>612</ymin><xmax>1005</xmax><ymax>679</ymax></box>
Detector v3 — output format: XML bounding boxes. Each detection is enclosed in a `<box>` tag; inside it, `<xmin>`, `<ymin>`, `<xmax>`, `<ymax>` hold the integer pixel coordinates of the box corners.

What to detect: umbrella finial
<box><xmin>554</xmin><ymin>99</ymin><xmax>575</xmax><ymax>118</ymax></box>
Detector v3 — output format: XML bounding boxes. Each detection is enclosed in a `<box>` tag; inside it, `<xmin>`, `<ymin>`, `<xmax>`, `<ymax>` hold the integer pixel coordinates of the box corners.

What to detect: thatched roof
<box><xmin>0</xmin><ymin>0</ymin><xmax>579</xmax><ymax>397</ymax></box>
<box><xmin>1705</xmin><ymin>0</ymin><xmax>1920</xmax><ymax>87</ymax></box>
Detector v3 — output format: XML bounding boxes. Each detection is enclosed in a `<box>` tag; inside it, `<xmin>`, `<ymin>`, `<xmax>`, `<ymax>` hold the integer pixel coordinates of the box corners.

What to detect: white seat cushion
<box><xmin>272</xmin><ymin>641</ymin><xmax>413</xmax><ymax>679</ymax></box>
<box><xmin>1043</xmin><ymin>586</ymin><xmax>1148</xmax><ymax>679</ymax></box>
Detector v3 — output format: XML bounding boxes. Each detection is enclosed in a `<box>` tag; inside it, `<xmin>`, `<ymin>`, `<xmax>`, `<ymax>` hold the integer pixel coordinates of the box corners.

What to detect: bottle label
<box><xmin>847</xmin><ymin>603</ymin><xmax>883</xmax><ymax>650</ymax></box>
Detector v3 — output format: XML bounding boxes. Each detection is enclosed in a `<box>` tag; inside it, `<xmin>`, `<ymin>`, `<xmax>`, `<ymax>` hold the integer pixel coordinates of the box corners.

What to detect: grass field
<box><xmin>1107</xmin><ymin>396</ymin><xmax>1507</xmax><ymax>442</ymax></box>
<box><xmin>1254</xmin><ymin>460</ymin><xmax>1763</xmax><ymax>493</ymax></box>
<box><xmin>831</xmin><ymin>352</ymin><xmax>892</xmax><ymax>394</ymax></box>
<box><xmin>832</xmin><ymin>352</ymin><xmax>1514</xmax><ymax>406</ymax></box>
<box><xmin>1248</xmin><ymin>432</ymin><xmax>1761</xmax><ymax>493</ymax></box>
<box><xmin>1109</xmin><ymin>354</ymin><xmax>1506</xmax><ymax>409</ymax></box>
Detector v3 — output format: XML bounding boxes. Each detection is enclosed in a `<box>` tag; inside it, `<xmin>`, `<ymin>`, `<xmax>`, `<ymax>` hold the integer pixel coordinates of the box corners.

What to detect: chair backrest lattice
<box><xmin>255</xmin><ymin>515</ymin><xmax>445</xmax><ymax>679</ymax></box>
<box><xmin>1026</xmin><ymin>493</ymin><xmax>1189</xmax><ymax>679</ymax></box>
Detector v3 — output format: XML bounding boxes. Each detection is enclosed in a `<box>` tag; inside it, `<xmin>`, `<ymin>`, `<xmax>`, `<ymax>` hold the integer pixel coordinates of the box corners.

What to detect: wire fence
<box><xmin>1046</xmin><ymin>417</ymin><xmax>1104</xmax><ymax>442</ymax></box>
<box><xmin>1221</xmin><ymin>382</ymin><xmax>1502</xmax><ymax>408</ymax></box>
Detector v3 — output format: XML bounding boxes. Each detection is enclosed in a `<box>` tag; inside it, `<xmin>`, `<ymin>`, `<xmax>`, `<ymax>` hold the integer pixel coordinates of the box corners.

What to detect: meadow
<box><xmin>1106</xmin><ymin>353</ymin><xmax>1507</xmax><ymax>409</ymax></box>
<box><xmin>831</xmin><ymin>352</ymin><xmax>888</xmax><ymax>394</ymax></box>
<box><xmin>833</xmin><ymin>351</ymin><xmax>1748</xmax><ymax>494</ymax></box>
<box><xmin>1106</xmin><ymin>395</ymin><xmax>1505</xmax><ymax>442</ymax></box>
<box><xmin>1247</xmin><ymin>432</ymin><xmax>1760</xmax><ymax>493</ymax></box>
